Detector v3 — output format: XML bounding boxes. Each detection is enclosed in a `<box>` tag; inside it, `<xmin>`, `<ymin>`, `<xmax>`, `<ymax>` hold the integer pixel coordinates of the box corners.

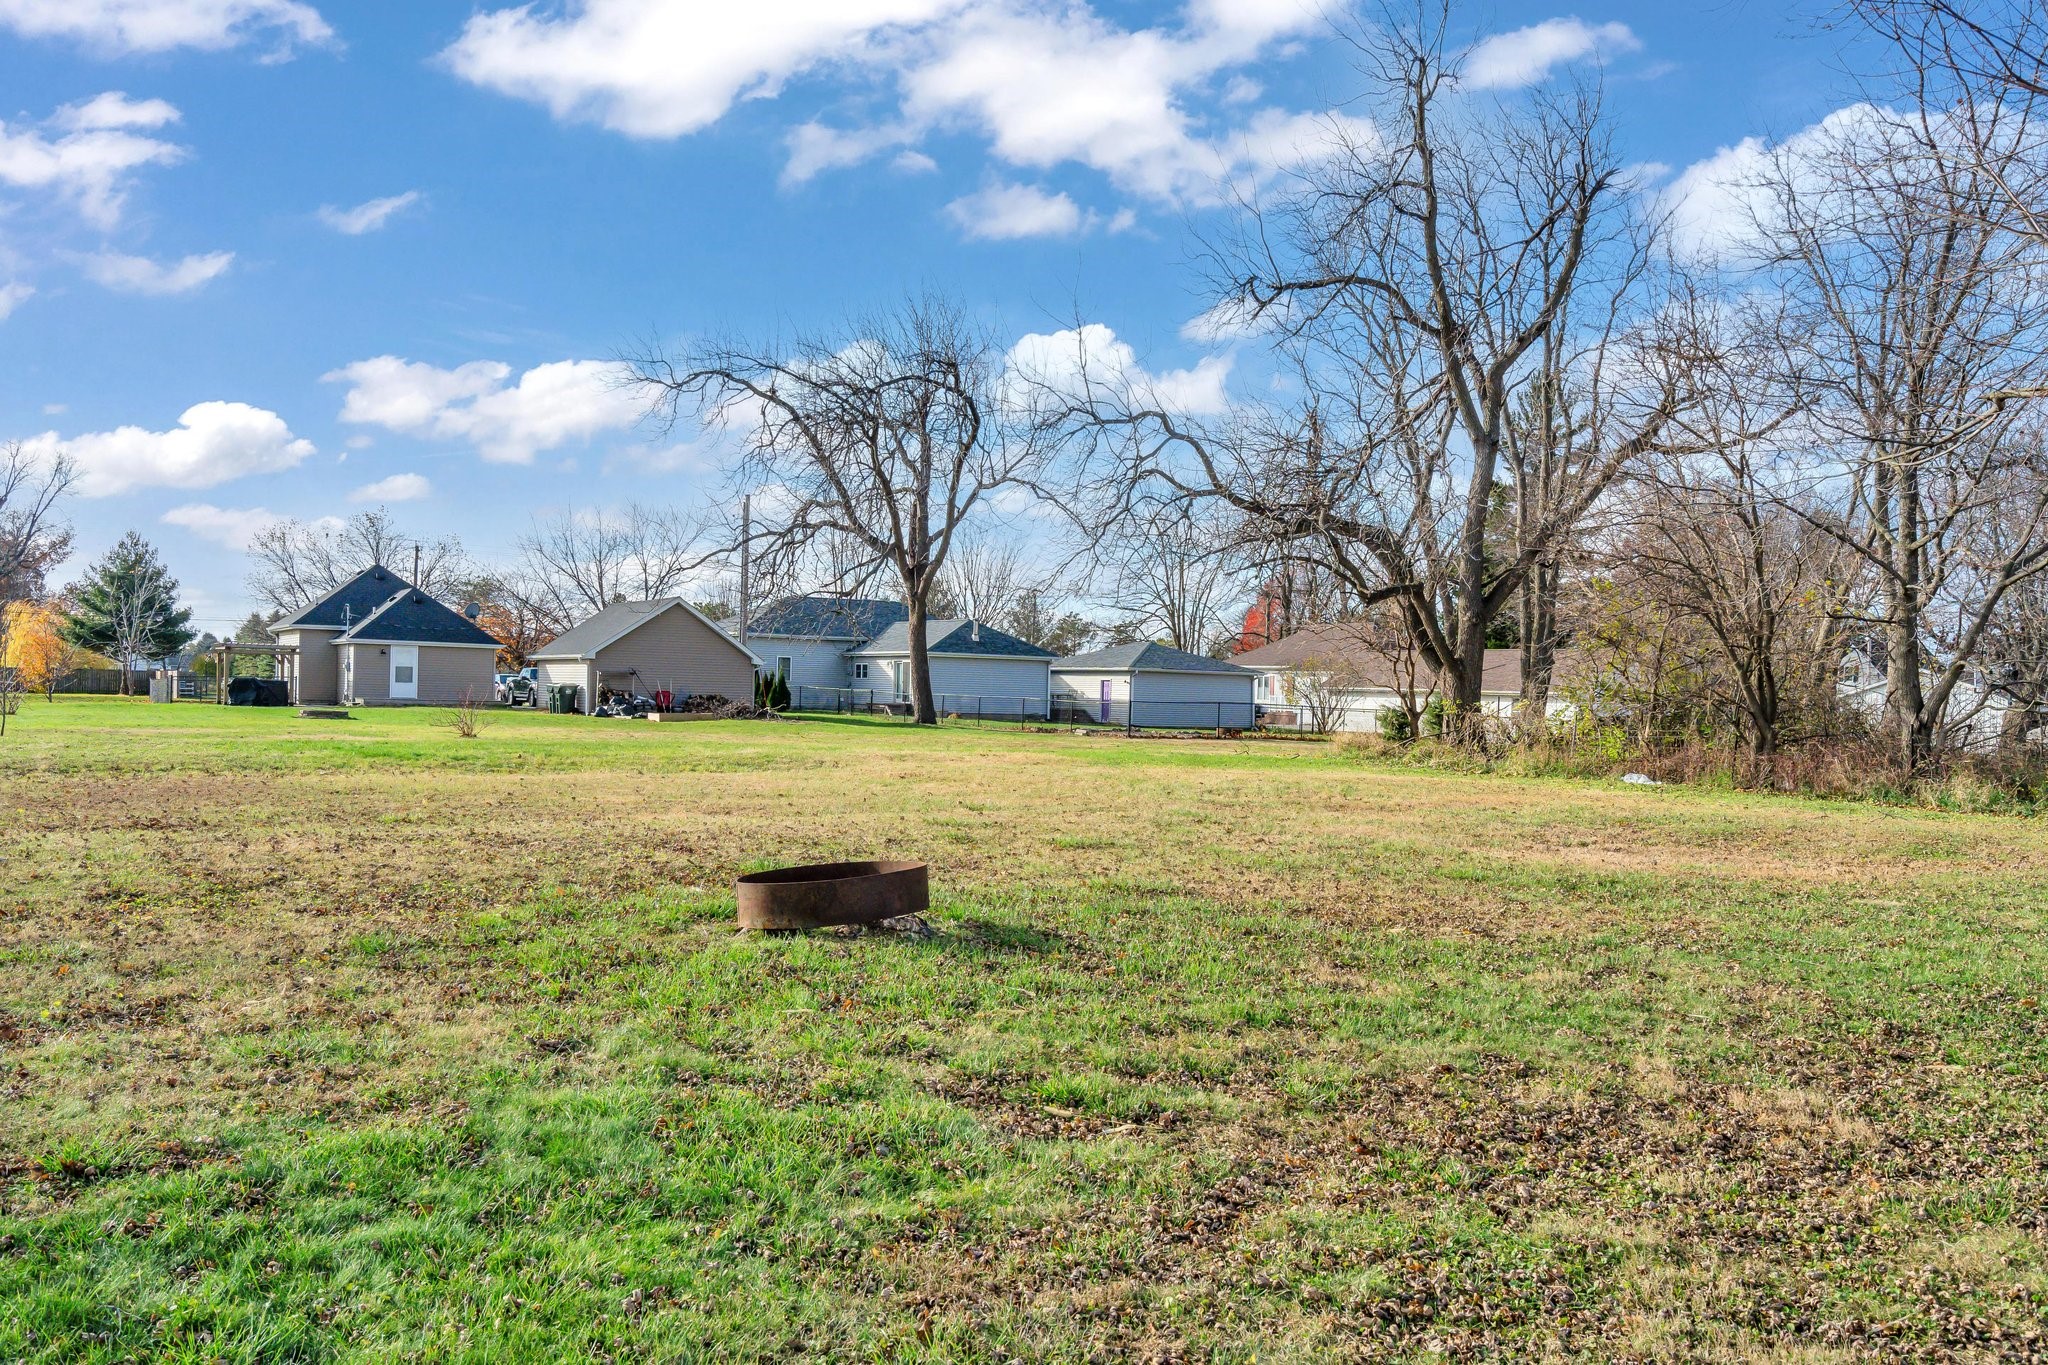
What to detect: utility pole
<box><xmin>412</xmin><ymin>544</ymin><xmax>422</xmax><ymax>590</ymax></box>
<box><xmin>738</xmin><ymin>493</ymin><xmax>752</xmax><ymax>642</ymax></box>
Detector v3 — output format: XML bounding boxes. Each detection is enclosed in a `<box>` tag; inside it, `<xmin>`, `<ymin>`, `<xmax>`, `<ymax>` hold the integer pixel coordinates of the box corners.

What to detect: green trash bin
<box><xmin>549</xmin><ymin>684</ymin><xmax>582</xmax><ymax>715</ymax></box>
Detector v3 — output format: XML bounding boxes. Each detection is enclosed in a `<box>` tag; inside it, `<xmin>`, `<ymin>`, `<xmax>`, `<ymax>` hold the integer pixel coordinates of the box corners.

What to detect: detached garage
<box><xmin>530</xmin><ymin>598</ymin><xmax>760</xmax><ymax>714</ymax></box>
<box><xmin>1051</xmin><ymin>642</ymin><xmax>1256</xmax><ymax>729</ymax></box>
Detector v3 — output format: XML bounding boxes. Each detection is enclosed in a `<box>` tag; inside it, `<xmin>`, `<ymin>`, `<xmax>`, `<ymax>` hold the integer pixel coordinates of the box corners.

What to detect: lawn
<box><xmin>2</xmin><ymin>698</ymin><xmax>2045</xmax><ymax>1362</ymax></box>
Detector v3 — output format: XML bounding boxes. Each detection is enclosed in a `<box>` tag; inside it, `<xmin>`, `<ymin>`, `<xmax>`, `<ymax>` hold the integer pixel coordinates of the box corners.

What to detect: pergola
<box><xmin>210</xmin><ymin>640</ymin><xmax>299</xmax><ymax>704</ymax></box>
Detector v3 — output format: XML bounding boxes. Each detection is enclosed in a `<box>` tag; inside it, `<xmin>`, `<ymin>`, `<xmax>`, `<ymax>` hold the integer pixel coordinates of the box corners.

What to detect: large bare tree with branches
<box><xmin>1050</xmin><ymin>4</ymin><xmax>1688</xmax><ymax>738</ymax></box>
<box><xmin>511</xmin><ymin>502</ymin><xmax>712</xmax><ymax>631</ymax></box>
<box><xmin>248</xmin><ymin>508</ymin><xmax>470</xmax><ymax>614</ymax></box>
<box><xmin>627</xmin><ymin>296</ymin><xmax>1048</xmax><ymax>725</ymax></box>
<box><xmin>1752</xmin><ymin>96</ymin><xmax>2048</xmax><ymax>766</ymax></box>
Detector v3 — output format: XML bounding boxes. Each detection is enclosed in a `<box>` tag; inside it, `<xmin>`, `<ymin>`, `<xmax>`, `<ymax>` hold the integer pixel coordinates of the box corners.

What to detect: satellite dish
<box><xmin>464</xmin><ymin>601</ymin><xmax>482</xmax><ymax>620</ymax></box>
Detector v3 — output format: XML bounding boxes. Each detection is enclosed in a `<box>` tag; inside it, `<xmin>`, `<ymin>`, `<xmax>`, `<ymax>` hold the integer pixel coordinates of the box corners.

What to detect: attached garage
<box><xmin>1051</xmin><ymin>642</ymin><xmax>1256</xmax><ymax>729</ymax></box>
<box><xmin>530</xmin><ymin>598</ymin><xmax>760</xmax><ymax>715</ymax></box>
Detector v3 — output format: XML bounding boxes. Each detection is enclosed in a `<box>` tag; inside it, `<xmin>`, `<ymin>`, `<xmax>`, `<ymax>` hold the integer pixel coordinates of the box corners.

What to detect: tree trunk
<box><xmin>1518</xmin><ymin>561</ymin><xmax>1559</xmax><ymax>739</ymax></box>
<box><xmin>904</xmin><ymin>598</ymin><xmax>937</xmax><ymax>726</ymax></box>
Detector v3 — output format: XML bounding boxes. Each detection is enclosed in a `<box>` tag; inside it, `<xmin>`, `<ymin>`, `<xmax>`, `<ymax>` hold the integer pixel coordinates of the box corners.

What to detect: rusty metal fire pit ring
<box><xmin>735</xmin><ymin>860</ymin><xmax>929</xmax><ymax>931</ymax></box>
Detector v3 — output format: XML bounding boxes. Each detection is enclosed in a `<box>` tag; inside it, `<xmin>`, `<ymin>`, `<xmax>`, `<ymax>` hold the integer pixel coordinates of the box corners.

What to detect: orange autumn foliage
<box><xmin>2</xmin><ymin>602</ymin><xmax>113</xmax><ymax>696</ymax></box>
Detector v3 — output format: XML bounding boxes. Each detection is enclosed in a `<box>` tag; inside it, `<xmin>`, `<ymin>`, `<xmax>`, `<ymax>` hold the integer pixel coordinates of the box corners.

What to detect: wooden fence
<box><xmin>51</xmin><ymin>668</ymin><xmax>154</xmax><ymax>695</ymax></box>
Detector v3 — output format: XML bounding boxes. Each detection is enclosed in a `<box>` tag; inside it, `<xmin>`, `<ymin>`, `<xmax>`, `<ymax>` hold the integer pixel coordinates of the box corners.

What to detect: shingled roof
<box><xmin>849</xmin><ymin>619</ymin><xmax>1056</xmax><ymax>659</ymax></box>
<box><xmin>748</xmin><ymin>595</ymin><xmax>907</xmax><ymax>640</ymax></box>
<box><xmin>1230</xmin><ymin>622</ymin><xmax>1556</xmax><ymax>695</ymax></box>
<box><xmin>335</xmin><ymin>588</ymin><xmax>500</xmax><ymax>648</ymax></box>
<box><xmin>272</xmin><ymin>564</ymin><xmax>413</xmax><ymax>632</ymax></box>
<box><xmin>531</xmin><ymin>598</ymin><xmax>758</xmax><ymax>663</ymax></box>
<box><xmin>1052</xmin><ymin>641</ymin><xmax>1251</xmax><ymax>675</ymax></box>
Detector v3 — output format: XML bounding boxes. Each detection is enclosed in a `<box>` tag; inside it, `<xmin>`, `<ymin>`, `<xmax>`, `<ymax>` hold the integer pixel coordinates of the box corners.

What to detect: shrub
<box><xmin>1377</xmin><ymin>707</ymin><xmax>1413</xmax><ymax>742</ymax></box>
<box><xmin>438</xmin><ymin>690</ymin><xmax>494</xmax><ymax>739</ymax></box>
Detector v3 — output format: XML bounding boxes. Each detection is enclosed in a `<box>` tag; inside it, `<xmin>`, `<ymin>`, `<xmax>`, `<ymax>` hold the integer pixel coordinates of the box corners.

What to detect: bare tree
<box><xmin>1598</xmin><ymin>295</ymin><xmax>1863</xmax><ymax>759</ymax></box>
<box><xmin>512</xmin><ymin>502</ymin><xmax>714</xmax><ymax>627</ymax></box>
<box><xmin>248</xmin><ymin>508</ymin><xmax>469</xmax><ymax>613</ymax></box>
<box><xmin>627</xmin><ymin>296</ymin><xmax>1049</xmax><ymax>725</ymax></box>
<box><xmin>1847</xmin><ymin>1</ymin><xmax>2048</xmax><ymax>245</ymax></box>
<box><xmin>1097</xmin><ymin>505</ymin><xmax>1241</xmax><ymax>655</ymax></box>
<box><xmin>0</xmin><ymin>442</ymin><xmax>74</xmax><ymax>609</ymax></box>
<box><xmin>1756</xmin><ymin>100</ymin><xmax>2048</xmax><ymax>766</ymax></box>
<box><xmin>934</xmin><ymin>534</ymin><xmax>1031</xmax><ymax>622</ymax></box>
<box><xmin>1057</xmin><ymin>4</ymin><xmax>1687</xmax><ymax>739</ymax></box>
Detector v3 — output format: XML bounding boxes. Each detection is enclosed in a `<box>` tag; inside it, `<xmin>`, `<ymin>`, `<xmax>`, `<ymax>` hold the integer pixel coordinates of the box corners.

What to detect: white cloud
<box><xmin>1007</xmin><ymin>323</ymin><xmax>1233</xmax><ymax>415</ymax></box>
<box><xmin>891</xmin><ymin>149</ymin><xmax>938</xmax><ymax>174</ymax></box>
<box><xmin>23</xmin><ymin>401</ymin><xmax>315</xmax><ymax>497</ymax></box>
<box><xmin>57</xmin><ymin>92</ymin><xmax>181</xmax><ymax>131</ymax></box>
<box><xmin>317</xmin><ymin>190</ymin><xmax>421</xmax><ymax>234</ymax></box>
<box><xmin>1463</xmin><ymin>18</ymin><xmax>1639</xmax><ymax>90</ymax></box>
<box><xmin>1661</xmin><ymin>104</ymin><xmax>1886</xmax><ymax>259</ymax></box>
<box><xmin>945</xmin><ymin>181</ymin><xmax>1087</xmax><ymax>239</ymax></box>
<box><xmin>324</xmin><ymin>355</ymin><xmax>643</xmax><ymax>464</ymax></box>
<box><xmin>445</xmin><ymin>0</ymin><xmax>1347</xmax><ymax>215</ymax></box>
<box><xmin>81</xmin><ymin>249</ymin><xmax>233</xmax><ymax>295</ymax></box>
<box><xmin>349</xmin><ymin>472</ymin><xmax>431</xmax><ymax>503</ymax></box>
<box><xmin>444</xmin><ymin>0</ymin><xmax>963</xmax><ymax>139</ymax></box>
<box><xmin>0</xmin><ymin>96</ymin><xmax>186</xmax><ymax>227</ymax></box>
<box><xmin>161</xmin><ymin>502</ymin><xmax>286</xmax><ymax>550</ymax></box>
<box><xmin>0</xmin><ymin>282</ymin><xmax>32</xmax><ymax>320</ymax></box>
<box><xmin>783</xmin><ymin>122</ymin><xmax>917</xmax><ymax>186</ymax></box>
<box><xmin>0</xmin><ymin>0</ymin><xmax>332</xmax><ymax>55</ymax></box>
<box><xmin>1180</xmin><ymin>294</ymin><xmax>1285</xmax><ymax>343</ymax></box>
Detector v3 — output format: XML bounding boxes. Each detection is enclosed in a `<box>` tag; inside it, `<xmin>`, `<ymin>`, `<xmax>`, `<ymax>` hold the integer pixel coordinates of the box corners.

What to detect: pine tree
<box><xmin>62</xmin><ymin>533</ymin><xmax>194</xmax><ymax>694</ymax></box>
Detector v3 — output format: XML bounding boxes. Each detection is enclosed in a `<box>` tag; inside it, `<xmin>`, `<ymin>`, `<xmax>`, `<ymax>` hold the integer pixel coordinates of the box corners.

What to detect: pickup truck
<box><xmin>494</xmin><ymin>668</ymin><xmax>540</xmax><ymax>706</ymax></box>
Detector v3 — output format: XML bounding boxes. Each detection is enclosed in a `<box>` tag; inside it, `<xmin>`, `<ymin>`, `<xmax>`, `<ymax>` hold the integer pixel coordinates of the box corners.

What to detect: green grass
<box><xmin>2</xmin><ymin>697</ymin><xmax>2046</xmax><ymax>1361</ymax></box>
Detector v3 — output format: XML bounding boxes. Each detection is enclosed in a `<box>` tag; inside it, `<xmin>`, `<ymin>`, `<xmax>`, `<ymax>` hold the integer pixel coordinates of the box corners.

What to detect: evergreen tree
<box><xmin>232</xmin><ymin>612</ymin><xmax>278</xmax><ymax>679</ymax></box>
<box><xmin>62</xmin><ymin>533</ymin><xmax>194</xmax><ymax>694</ymax></box>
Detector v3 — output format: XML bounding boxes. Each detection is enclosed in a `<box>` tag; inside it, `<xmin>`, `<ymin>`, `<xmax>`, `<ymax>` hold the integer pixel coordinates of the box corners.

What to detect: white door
<box><xmin>389</xmin><ymin>645</ymin><xmax>418</xmax><ymax>700</ymax></box>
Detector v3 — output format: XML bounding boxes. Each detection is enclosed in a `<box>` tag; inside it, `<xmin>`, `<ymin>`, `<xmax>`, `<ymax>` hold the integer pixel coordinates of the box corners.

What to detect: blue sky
<box><xmin>0</xmin><ymin>0</ymin><xmax>1866</xmax><ymax>634</ymax></box>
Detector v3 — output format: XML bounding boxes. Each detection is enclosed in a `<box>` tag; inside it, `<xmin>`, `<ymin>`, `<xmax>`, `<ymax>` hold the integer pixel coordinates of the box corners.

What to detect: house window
<box><xmin>854</xmin><ymin>663</ymin><xmax>869</xmax><ymax>679</ymax></box>
<box><xmin>395</xmin><ymin>665</ymin><xmax>414</xmax><ymax>684</ymax></box>
<box><xmin>776</xmin><ymin>655</ymin><xmax>792</xmax><ymax>680</ymax></box>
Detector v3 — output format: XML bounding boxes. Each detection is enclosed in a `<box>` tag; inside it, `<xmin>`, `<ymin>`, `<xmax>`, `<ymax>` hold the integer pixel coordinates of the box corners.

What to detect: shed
<box><xmin>331</xmin><ymin>586</ymin><xmax>501</xmax><ymax>706</ymax></box>
<box><xmin>274</xmin><ymin>564</ymin><xmax>499</xmax><ymax>706</ymax></box>
<box><xmin>530</xmin><ymin>598</ymin><xmax>760</xmax><ymax>714</ymax></box>
<box><xmin>1051</xmin><ymin>641</ymin><xmax>1256</xmax><ymax>729</ymax></box>
<box><xmin>847</xmin><ymin>619</ymin><xmax>1055</xmax><ymax>718</ymax></box>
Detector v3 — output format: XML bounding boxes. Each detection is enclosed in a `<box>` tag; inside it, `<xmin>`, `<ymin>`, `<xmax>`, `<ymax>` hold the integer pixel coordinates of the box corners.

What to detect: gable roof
<box><xmin>530</xmin><ymin>598</ymin><xmax>761</xmax><ymax>664</ymax></box>
<box><xmin>1230</xmin><ymin>622</ymin><xmax>1546</xmax><ymax>695</ymax></box>
<box><xmin>272</xmin><ymin>564</ymin><xmax>412</xmax><ymax>633</ymax></box>
<box><xmin>849</xmin><ymin>618</ymin><xmax>1057</xmax><ymax>660</ymax></box>
<box><xmin>747</xmin><ymin>594</ymin><xmax>907</xmax><ymax>641</ymax></box>
<box><xmin>336</xmin><ymin>587</ymin><xmax>501</xmax><ymax>648</ymax></box>
<box><xmin>1052</xmin><ymin>641</ymin><xmax>1251</xmax><ymax>676</ymax></box>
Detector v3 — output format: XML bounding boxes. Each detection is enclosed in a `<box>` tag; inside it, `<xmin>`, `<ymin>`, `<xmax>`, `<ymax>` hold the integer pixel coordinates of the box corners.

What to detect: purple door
<box><xmin>1100</xmin><ymin>680</ymin><xmax>1112</xmax><ymax>723</ymax></box>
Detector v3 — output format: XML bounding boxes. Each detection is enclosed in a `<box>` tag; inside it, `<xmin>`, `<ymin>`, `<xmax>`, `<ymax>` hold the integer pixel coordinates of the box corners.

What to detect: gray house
<box><xmin>1051</xmin><ymin>641</ymin><xmax>1256</xmax><ymax>728</ymax></box>
<box><xmin>272</xmin><ymin>564</ymin><xmax>500</xmax><ymax>706</ymax></box>
<box><xmin>848</xmin><ymin>619</ymin><xmax>1057</xmax><ymax>717</ymax></box>
<box><xmin>531</xmin><ymin>598</ymin><xmax>760</xmax><ymax>714</ymax></box>
<box><xmin>744</xmin><ymin>595</ymin><xmax>908</xmax><ymax>694</ymax></box>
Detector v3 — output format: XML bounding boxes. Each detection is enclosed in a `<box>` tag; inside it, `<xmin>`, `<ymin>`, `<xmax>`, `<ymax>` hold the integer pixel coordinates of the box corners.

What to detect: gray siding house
<box><xmin>1051</xmin><ymin>641</ymin><xmax>1256</xmax><ymax>728</ymax></box>
<box><xmin>848</xmin><ymin>619</ymin><xmax>1056</xmax><ymax>717</ymax></box>
<box><xmin>740</xmin><ymin>594</ymin><xmax>1055</xmax><ymax>715</ymax></box>
<box><xmin>743</xmin><ymin>596</ymin><xmax>908</xmax><ymax>694</ymax></box>
<box><xmin>272</xmin><ymin>565</ymin><xmax>499</xmax><ymax>706</ymax></box>
<box><xmin>531</xmin><ymin>599</ymin><xmax>760</xmax><ymax>714</ymax></box>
